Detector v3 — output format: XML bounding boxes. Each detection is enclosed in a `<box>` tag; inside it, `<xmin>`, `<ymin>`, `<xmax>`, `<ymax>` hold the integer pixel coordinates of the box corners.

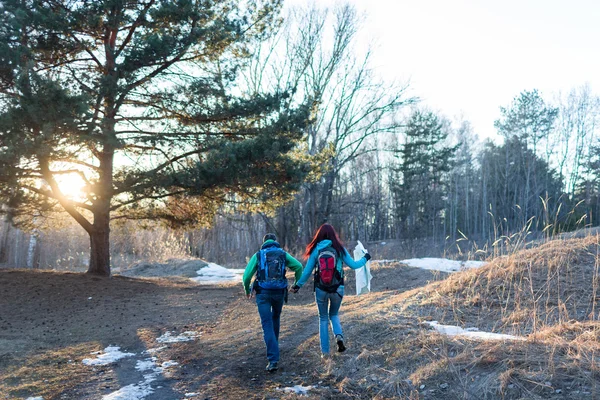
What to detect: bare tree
<box><xmin>241</xmin><ymin>3</ymin><xmax>414</xmax><ymax>245</ymax></box>
<box><xmin>556</xmin><ymin>85</ymin><xmax>600</xmax><ymax>196</ymax></box>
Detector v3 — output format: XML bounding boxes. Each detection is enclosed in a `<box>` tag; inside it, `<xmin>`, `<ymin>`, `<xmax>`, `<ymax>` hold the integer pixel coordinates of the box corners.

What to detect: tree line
<box><xmin>0</xmin><ymin>2</ymin><xmax>598</xmax><ymax>272</ymax></box>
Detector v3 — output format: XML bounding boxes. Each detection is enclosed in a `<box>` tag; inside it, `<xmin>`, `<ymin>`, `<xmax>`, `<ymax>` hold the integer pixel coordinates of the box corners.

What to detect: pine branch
<box><xmin>110</xmin><ymin>189</ymin><xmax>188</xmax><ymax>211</ymax></box>
<box><xmin>115</xmin><ymin>0</ymin><xmax>157</xmax><ymax>59</ymax></box>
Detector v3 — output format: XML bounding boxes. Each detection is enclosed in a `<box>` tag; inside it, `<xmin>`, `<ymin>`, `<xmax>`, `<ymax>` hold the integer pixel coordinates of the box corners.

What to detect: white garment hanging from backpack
<box><xmin>353</xmin><ymin>240</ymin><xmax>372</xmax><ymax>295</ymax></box>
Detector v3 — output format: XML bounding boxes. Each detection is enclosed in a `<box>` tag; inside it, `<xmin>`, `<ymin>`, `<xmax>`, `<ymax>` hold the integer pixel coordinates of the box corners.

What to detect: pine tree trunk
<box><xmin>87</xmin><ymin>206</ymin><xmax>111</xmax><ymax>276</ymax></box>
<box><xmin>0</xmin><ymin>216</ymin><xmax>10</xmax><ymax>264</ymax></box>
<box><xmin>88</xmin><ymin>223</ymin><xmax>110</xmax><ymax>276</ymax></box>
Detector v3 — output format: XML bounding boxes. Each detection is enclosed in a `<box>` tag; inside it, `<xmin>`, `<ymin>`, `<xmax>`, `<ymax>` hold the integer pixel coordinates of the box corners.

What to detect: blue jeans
<box><xmin>315</xmin><ymin>286</ymin><xmax>344</xmax><ymax>354</ymax></box>
<box><xmin>256</xmin><ymin>291</ymin><xmax>285</xmax><ymax>362</ymax></box>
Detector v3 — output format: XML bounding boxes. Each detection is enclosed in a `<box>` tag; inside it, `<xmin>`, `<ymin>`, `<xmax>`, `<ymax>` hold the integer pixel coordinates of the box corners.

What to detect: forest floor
<box><xmin>2</xmin><ymin>235</ymin><xmax>600</xmax><ymax>399</ymax></box>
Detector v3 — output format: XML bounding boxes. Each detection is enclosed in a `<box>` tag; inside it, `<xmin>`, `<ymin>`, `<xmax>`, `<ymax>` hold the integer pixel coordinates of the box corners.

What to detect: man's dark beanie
<box><xmin>263</xmin><ymin>233</ymin><xmax>277</xmax><ymax>242</ymax></box>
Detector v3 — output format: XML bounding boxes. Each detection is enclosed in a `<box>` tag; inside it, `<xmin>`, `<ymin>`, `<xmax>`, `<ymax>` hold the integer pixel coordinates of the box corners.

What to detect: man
<box><xmin>242</xmin><ymin>233</ymin><xmax>303</xmax><ymax>372</ymax></box>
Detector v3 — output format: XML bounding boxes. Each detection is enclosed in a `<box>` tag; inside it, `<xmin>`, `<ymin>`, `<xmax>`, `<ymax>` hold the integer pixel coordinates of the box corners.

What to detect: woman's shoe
<box><xmin>335</xmin><ymin>334</ymin><xmax>346</xmax><ymax>352</ymax></box>
<box><xmin>266</xmin><ymin>361</ymin><xmax>278</xmax><ymax>372</ymax></box>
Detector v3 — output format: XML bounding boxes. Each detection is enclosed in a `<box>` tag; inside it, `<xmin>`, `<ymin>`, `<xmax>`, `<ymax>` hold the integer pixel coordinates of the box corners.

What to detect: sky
<box><xmin>285</xmin><ymin>0</ymin><xmax>600</xmax><ymax>140</ymax></box>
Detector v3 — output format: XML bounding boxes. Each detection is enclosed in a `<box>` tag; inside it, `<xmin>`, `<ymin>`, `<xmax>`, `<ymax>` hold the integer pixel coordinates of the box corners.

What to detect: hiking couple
<box><xmin>242</xmin><ymin>224</ymin><xmax>372</xmax><ymax>372</ymax></box>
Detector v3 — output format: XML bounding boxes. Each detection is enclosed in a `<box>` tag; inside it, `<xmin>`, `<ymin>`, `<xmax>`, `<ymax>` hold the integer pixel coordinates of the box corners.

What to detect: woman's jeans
<box><xmin>315</xmin><ymin>286</ymin><xmax>344</xmax><ymax>354</ymax></box>
<box><xmin>256</xmin><ymin>290</ymin><xmax>285</xmax><ymax>362</ymax></box>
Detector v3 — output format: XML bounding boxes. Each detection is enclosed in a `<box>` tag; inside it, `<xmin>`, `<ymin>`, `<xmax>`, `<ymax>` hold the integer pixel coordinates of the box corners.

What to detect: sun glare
<box><xmin>55</xmin><ymin>173</ymin><xmax>88</xmax><ymax>201</ymax></box>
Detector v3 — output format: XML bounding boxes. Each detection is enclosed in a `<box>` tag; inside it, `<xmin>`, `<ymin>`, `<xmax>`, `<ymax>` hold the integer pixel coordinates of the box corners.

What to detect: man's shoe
<box><xmin>336</xmin><ymin>334</ymin><xmax>346</xmax><ymax>352</ymax></box>
<box><xmin>266</xmin><ymin>361</ymin><xmax>278</xmax><ymax>372</ymax></box>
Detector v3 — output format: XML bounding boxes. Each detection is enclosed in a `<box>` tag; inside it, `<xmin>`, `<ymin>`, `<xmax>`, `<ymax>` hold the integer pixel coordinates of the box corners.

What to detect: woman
<box><xmin>291</xmin><ymin>224</ymin><xmax>371</xmax><ymax>357</ymax></box>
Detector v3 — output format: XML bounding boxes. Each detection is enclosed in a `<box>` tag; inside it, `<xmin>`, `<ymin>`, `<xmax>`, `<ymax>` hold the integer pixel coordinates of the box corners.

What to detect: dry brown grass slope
<box><xmin>410</xmin><ymin>234</ymin><xmax>600</xmax><ymax>335</ymax></box>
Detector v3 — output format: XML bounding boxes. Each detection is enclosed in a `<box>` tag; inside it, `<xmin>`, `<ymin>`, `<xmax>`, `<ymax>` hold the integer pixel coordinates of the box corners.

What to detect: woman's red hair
<box><xmin>304</xmin><ymin>224</ymin><xmax>345</xmax><ymax>260</ymax></box>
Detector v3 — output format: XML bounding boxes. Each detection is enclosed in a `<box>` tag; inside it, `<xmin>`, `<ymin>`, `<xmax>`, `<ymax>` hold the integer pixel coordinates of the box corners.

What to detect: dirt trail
<box><xmin>159</xmin><ymin>262</ymin><xmax>446</xmax><ymax>399</ymax></box>
<box><xmin>0</xmin><ymin>264</ymin><xmax>443</xmax><ymax>399</ymax></box>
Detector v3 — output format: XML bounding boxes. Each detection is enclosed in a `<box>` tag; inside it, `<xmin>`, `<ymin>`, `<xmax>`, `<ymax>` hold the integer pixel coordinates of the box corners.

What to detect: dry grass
<box><xmin>0</xmin><ymin>343</ymin><xmax>100</xmax><ymax>399</ymax></box>
<box><xmin>312</xmin><ymin>315</ymin><xmax>600</xmax><ymax>398</ymax></box>
<box><xmin>405</xmin><ymin>235</ymin><xmax>600</xmax><ymax>335</ymax></box>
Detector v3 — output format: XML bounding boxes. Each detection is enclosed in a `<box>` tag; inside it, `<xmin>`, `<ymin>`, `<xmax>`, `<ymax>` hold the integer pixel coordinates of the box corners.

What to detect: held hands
<box><xmin>290</xmin><ymin>284</ymin><xmax>300</xmax><ymax>293</ymax></box>
<box><xmin>364</xmin><ymin>253</ymin><xmax>372</xmax><ymax>261</ymax></box>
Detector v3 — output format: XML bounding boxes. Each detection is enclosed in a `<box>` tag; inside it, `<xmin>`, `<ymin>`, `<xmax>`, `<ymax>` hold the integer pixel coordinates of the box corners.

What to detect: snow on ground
<box><xmin>102</xmin><ymin>382</ymin><xmax>154</xmax><ymax>400</ymax></box>
<box><xmin>78</xmin><ymin>257</ymin><xmax>502</xmax><ymax>398</ymax></box>
<box><xmin>102</xmin><ymin>357</ymin><xmax>161</xmax><ymax>400</ymax></box>
<box><xmin>192</xmin><ymin>262</ymin><xmax>244</xmax><ymax>284</ymax></box>
<box><xmin>161</xmin><ymin>360</ymin><xmax>179</xmax><ymax>368</ymax></box>
<box><xmin>277</xmin><ymin>385</ymin><xmax>314</xmax><ymax>395</ymax></box>
<box><xmin>426</xmin><ymin>321</ymin><xmax>525</xmax><ymax>341</ymax></box>
<box><xmin>144</xmin><ymin>346</ymin><xmax>167</xmax><ymax>354</ymax></box>
<box><xmin>374</xmin><ymin>258</ymin><xmax>486</xmax><ymax>273</ymax></box>
<box><xmin>82</xmin><ymin>336</ymin><xmax>189</xmax><ymax>399</ymax></box>
<box><xmin>135</xmin><ymin>358</ymin><xmax>162</xmax><ymax>374</ymax></box>
<box><xmin>26</xmin><ymin>397</ymin><xmax>44</xmax><ymax>400</ymax></box>
<box><xmin>98</xmin><ymin>354</ymin><xmax>181</xmax><ymax>399</ymax></box>
<box><xmin>156</xmin><ymin>331</ymin><xmax>199</xmax><ymax>343</ymax></box>
<box><xmin>82</xmin><ymin>346</ymin><xmax>136</xmax><ymax>366</ymax></box>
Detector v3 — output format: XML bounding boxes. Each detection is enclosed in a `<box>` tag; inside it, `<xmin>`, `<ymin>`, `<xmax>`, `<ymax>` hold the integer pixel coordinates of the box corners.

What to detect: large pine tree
<box><xmin>0</xmin><ymin>0</ymin><xmax>310</xmax><ymax>276</ymax></box>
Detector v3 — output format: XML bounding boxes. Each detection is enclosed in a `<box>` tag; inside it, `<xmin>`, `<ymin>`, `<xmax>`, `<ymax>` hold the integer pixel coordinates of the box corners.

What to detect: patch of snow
<box><xmin>463</xmin><ymin>260</ymin><xmax>487</xmax><ymax>269</ymax></box>
<box><xmin>191</xmin><ymin>262</ymin><xmax>244</xmax><ymax>284</ymax></box>
<box><xmin>103</xmin><ymin>357</ymin><xmax>171</xmax><ymax>399</ymax></box>
<box><xmin>82</xmin><ymin>346</ymin><xmax>136</xmax><ymax>366</ymax></box>
<box><xmin>400</xmin><ymin>258</ymin><xmax>487</xmax><ymax>273</ymax></box>
<box><xmin>161</xmin><ymin>360</ymin><xmax>179</xmax><ymax>368</ymax></box>
<box><xmin>184</xmin><ymin>394</ymin><xmax>199</xmax><ymax>398</ymax></box>
<box><xmin>26</xmin><ymin>397</ymin><xmax>44</xmax><ymax>400</ymax></box>
<box><xmin>277</xmin><ymin>385</ymin><xmax>314</xmax><ymax>395</ymax></box>
<box><xmin>102</xmin><ymin>382</ymin><xmax>154</xmax><ymax>400</ymax></box>
<box><xmin>135</xmin><ymin>358</ymin><xmax>161</xmax><ymax>374</ymax></box>
<box><xmin>228</xmin><ymin>268</ymin><xmax>245</xmax><ymax>273</ymax></box>
<box><xmin>426</xmin><ymin>321</ymin><xmax>525</xmax><ymax>341</ymax></box>
<box><xmin>156</xmin><ymin>331</ymin><xmax>199</xmax><ymax>343</ymax></box>
<box><xmin>144</xmin><ymin>346</ymin><xmax>167</xmax><ymax>354</ymax></box>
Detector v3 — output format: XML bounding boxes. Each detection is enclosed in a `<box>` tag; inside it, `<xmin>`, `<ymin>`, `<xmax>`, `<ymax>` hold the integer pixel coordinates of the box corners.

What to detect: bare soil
<box><xmin>0</xmin><ymin>270</ymin><xmax>235</xmax><ymax>399</ymax></box>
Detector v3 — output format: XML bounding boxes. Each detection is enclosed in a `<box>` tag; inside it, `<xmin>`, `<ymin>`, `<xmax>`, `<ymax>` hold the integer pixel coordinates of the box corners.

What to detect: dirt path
<box><xmin>0</xmin><ymin>264</ymin><xmax>444</xmax><ymax>399</ymax></box>
<box><xmin>157</xmin><ymin>262</ymin><xmax>446</xmax><ymax>399</ymax></box>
